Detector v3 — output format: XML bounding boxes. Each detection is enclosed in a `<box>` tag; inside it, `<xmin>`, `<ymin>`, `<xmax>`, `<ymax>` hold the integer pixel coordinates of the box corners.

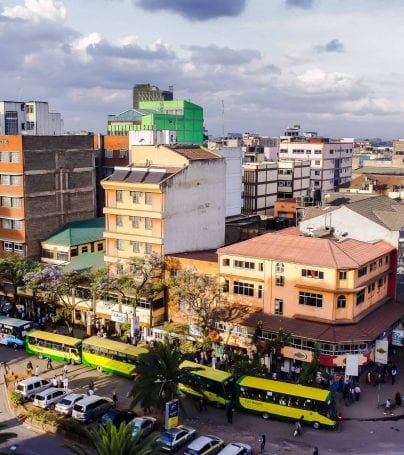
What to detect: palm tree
<box><xmin>66</xmin><ymin>421</ymin><xmax>157</xmax><ymax>455</ymax></box>
<box><xmin>131</xmin><ymin>341</ymin><xmax>191</xmax><ymax>412</ymax></box>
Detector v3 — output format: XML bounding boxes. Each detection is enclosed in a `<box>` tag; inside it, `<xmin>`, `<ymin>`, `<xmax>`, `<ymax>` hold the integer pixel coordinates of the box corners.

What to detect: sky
<box><xmin>0</xmin><ymin>0</ymin><xmax>403</xmax><ymax>139</ymax></box>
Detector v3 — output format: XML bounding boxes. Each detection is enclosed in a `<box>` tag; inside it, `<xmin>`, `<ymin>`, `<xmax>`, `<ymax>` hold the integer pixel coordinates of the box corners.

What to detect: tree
<box><xmin>0</xmin><ymin>254</ymin><xmax>39</xmax><ymax>313</ymax></box>
<box><xmin>131</xmin><ymin>341</ymin><xmax>191</xmax><ymax>412</ymax></box>
<box><xmin>66</xmin><ymin>420</ymin><xmax>157</xmax><ymax>455</ymax></box>
<box><xmin>24</xmin><ymin>267</ymin><xmax>92</xmax><ymax>335</ymax></box>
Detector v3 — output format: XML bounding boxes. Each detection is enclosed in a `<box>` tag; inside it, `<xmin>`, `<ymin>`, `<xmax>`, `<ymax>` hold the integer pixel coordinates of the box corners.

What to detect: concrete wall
<box><xmin>216</xmin><ymin>147</ymin><xmax>242</xmax><ymax>217</ymax></box>
<box><xmin>163</xmin><ymin>159</ymin><xmax>226</xmax><ymax>254</ymax></box>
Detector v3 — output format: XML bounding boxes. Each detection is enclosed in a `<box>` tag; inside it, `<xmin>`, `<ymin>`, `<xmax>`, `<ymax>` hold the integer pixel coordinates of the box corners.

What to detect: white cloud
<box><xmin>295</xmin><ymin>68</ymin><xmax>358</xmax><ymax>94</ymax></box>
<box><xmin>2</xmin><ymin>0</ymin><xmax>66</xmax><ymax>22</ymax></box>
<box><xmin>71</xmin><ymin>32</ymin><xmax>102</xmax><ymax>63</ymax></box>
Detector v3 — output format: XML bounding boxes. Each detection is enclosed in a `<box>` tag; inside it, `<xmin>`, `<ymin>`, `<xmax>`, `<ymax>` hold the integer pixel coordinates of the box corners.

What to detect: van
<box><xmin>15</xmin><ymin>377</ymin><xmax>51</xmax><ymax>401</ymax></box>
<box><xmin>72</xmin><ymin>395</ymin><xmax>113</xmax><ymax>423</ymax></box>
<box><xmin>33</xmin><ymin>387</ymin><xmax>70</xmax><ymax>410</ymax></box>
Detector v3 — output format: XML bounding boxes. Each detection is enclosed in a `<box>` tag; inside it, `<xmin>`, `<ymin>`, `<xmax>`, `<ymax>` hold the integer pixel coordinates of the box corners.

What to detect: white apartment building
<box><xmin>0</xmin><ymin>101</ymin><xmax>63</xmax><ymax>135</ymax></box>
<box><xmin>279</xmin><ymin>138</ymin><xmax>353</xmax><ymax>192</ymax></box>
<box><xmin>278</xmin><ymin>159</ymin><xmax>311</xmax><ymax>200</ymax></box>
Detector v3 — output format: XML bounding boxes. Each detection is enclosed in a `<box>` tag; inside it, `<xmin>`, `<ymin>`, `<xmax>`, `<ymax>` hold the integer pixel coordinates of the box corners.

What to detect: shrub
<box><xmin>9</xmin><ymin>391</ymin><xmax>24</xmax><ymax>407</ymax></box>
<box><xmin>57</xmin><ymin>418</ymin><xmax>88</xmax><ymax>438</ymax></box>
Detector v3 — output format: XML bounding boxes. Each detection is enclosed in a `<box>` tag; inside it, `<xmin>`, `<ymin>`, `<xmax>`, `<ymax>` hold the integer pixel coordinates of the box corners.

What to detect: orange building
<box><xmin>218</xmin><ymin>232</ymin><xmax>401</xmax><ymax>369</ymax></box>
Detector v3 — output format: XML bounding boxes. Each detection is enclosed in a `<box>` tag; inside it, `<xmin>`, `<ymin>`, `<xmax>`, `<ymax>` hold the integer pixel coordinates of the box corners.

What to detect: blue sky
<box><xmin>0</xmin><ymin>0</ymin><xmax>403</xmax><ymax>139</ymax></box>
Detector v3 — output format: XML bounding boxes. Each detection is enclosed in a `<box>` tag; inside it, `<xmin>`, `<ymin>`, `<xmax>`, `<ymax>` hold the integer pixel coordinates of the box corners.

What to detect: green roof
<box><xmin>63</xmin><ymin>252</ymin><xmax>105</xmax><ymax>273</ymax></box>
<box><xmin>108</xmin><ymin>108</ymin><xmax>158</xmax><ymax>121</ymax></box>
<box><xmin>44</xmin><ymin>217</ymin><xmax>104</xmax><ymax>247</ymax></box>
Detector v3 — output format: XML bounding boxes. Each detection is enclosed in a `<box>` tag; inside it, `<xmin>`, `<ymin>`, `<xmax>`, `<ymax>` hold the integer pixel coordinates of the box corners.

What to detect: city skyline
<box><xmin>0</xmin><ymin>0</ymin><xmax>403</xmax><ymax>139</ymax></box>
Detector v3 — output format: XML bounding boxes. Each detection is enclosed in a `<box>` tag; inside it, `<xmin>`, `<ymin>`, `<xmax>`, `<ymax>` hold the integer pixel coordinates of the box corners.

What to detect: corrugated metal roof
<box><xmin>63</xmin><ymin>253</ymin><xmax>105</xmax><ymax>272</ymax></box>
<box><xmin>44</xmin><ymin>217</ymin><xmax>104</xmax><ymax>247</ymax></box>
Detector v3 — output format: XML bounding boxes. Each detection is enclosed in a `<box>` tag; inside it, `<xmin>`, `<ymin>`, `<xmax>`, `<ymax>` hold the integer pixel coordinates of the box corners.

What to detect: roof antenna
<box><xmin>221</xmin><ymin>100</ymin><xmax>225</xmax><ymax>140</ymax></box>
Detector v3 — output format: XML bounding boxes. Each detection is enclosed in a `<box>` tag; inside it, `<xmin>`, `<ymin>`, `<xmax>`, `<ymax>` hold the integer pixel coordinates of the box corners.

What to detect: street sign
<box><xmin>375</xmin><ymin>339</ymin><xmax>388</xmax><ymax>364</ymax></box>
<box><xmin>165</xmin><ymin>398</ymin><xmax>179</xmax><ymax>430</ymax></box>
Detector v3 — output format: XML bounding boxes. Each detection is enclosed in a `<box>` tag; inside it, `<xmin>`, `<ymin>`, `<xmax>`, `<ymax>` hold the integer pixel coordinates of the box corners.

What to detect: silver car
<box><xmin>55</xmin><ymin>393</ymin><xmax>85</xmax><ymax>416</ymax></box>
<box><xmin>217</xmin><ymin>443</ymin><xmax>253</xmax><ymax>455</ymax></box>
<box><xmin>128</xmin><ymin>416</ymin><xmax>157</xmax><ymax>440</ymax></box>
<box><xmin>33</xmin><ymin>387</ymin><xmax>70</xmax><ymax>410</ymax></box>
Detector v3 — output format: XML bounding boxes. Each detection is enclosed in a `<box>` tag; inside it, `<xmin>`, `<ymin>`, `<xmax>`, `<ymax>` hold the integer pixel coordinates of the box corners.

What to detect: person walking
<box><xmin>294</xmin><ymin>416</ymin><xmax>303</xmax><ymax>437</ymax></box>
<box><xmin>354</xmin><ymin>385</ymin><xmax>361</xmax><ymax>401</ymax></box>
<box><xmin>384</xmin><ymin>398</ymin><xmax>392</xmax><ymax>415</ymax></box>
<box><xmin>112</xmin><ymin>391</ymin><xmax>118</xmax><ymax>408</ymax></box>
<box><xmin>226</xmin><ymin>399</ymin><xmax>234</xmax><ymax>424</ymax></box>
<box><xmin>63</xmin><ymin>376</ymin><xmax>69</xmax><ymax>391</ymax></box>
<box><xmin>260</xmin><ymin>434</ymin><xmax>266</xmax><ymax>454</ymax></box>
<box><xmin>34</xmin><ymin>365</ymin><xmax>40</xmax><ymax>377</ymax></box>
<box><xmin>337</xmin><ymin>412</ymin><xmax>343</xmax><ymax>432</ymax></box>
<box><xmin>313</xmin><ymin>448</ymin><xmax>319</xmax><ymax>455</ymax></box>
<box><xmin>63</xmin><ymin>364</ymin><xmax>68</xmax><ymax>378</ymax></box>
<box><xmin>51</xmin><ymin>376</ymin><xmax>57</xmax><ymax>387</ymax></box>
<box><xmin>26</xmin><ymin>360</ymin><xmax>33</xmax><ymax>376</ymax></box>
<box><xmin>46</xmin><ymin>358</ymin><xmax>53</xmax><ymax>370</ymax></box>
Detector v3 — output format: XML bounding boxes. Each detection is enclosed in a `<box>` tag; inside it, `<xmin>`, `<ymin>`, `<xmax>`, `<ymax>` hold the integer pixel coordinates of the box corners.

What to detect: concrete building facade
<box><xmin>277</xmin><ymin>159</ymin><xmax>311</xmax><ymax>200</ymax></box>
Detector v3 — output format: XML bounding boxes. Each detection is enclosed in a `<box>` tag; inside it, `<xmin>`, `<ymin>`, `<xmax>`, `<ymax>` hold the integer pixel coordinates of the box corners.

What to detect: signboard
<box><xmin>165</xmin><ymin>399</ymin><xmax>179</xmax><ymax>430</ymax></box>
<box><xmin>111</xmin><ymin>311</ymin><xmax>128</xmax><ymax>323</ymax></box>
<box><xmin>392</xmin><ymin>329</ymin><xmax>404</xmax><ymax>347</ymax></box>
<box><xmin>375</xmin><ymin>339</ymin><xmax>389</xmax><ymax>364</ymax></box>
<box><xmin>345</xmin><ymin>354</ymin><xmax>359</xmax><ymax>377</ymax></box>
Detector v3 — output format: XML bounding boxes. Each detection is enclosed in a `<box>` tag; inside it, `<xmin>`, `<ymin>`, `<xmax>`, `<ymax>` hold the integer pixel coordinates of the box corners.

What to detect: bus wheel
<box><xmin>262</xmin><ymin>413</ymin><xmax>270</xmax><ymax>420</ymax></box>
<box><xmin>312</xmin><ymin>421</ymin><xmax>320</xmax><ymax>429</ymax></box>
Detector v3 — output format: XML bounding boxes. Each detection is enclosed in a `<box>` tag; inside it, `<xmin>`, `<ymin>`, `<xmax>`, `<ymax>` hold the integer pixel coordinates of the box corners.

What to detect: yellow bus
<box><xmin>26</xmin><ymin>330</ymin><xmax>82</xmax><ymax>364</ymax></box>
<box><xmin>178</xmin><ymin>360</ymin><xmax>235</xmax><ymax>407</ymax></box>
<box><xmin>81</xmin><ymin>336</ymin><xmax>147</xmax><ymax>379</ymax></box>
<box><xmin>235</xmin><ymin>376</ymin><xmax>337</xmax><ymax>429</ymax></box>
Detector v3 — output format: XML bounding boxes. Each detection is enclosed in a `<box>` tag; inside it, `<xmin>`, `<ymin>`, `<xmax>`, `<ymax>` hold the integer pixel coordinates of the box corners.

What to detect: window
<box><xmin>116</xmin><ymin>239</ymin><xmax>124</xmax><ymax>251</ymax></box>
<box><xmin>57</xmin><ymin>251</ymin><xmax>69</xmax><ymax>262</ymax></box>
<box><xmin>14</xmin><ymin>243</ymin><xmax>23</xmax><ymax>253</ymax></box>
<box><xmin>258</xmin><ymin>285</ymin><xmax>263</xmax><ymax>299</ymax></box>
<box><xmin>130</xmin><ymin>216</ymin><xmax>141</xmax><ymax>228</ymax></box>
<box><xmin>368</xmin><ymin>282</ymin><xmax>375</xmax><ymax>293</ymax></box>
<box><xmin>234</xmin><ymin>281</ymin><xmax>254</xmax><ymax>297</ymax></box>
<box><xmin>1</xmin><ymin>197</ymin><xmax>11</xmax><ymax>207</ymax></box>
<box><xmin>2</xmin><ymin>219</ymin><xmax>21</xmax><ymax>230</ymax></box>
<box><xmin>0</xmin><ymin>174</ymin><xmax>19</xmax><ymax>185</ymax></box>
<box><xmin>116</xmin><ymin>190</ymin><xmax>123</xmax><ymax>202</ymax></box>
<box><xmin>119</xmin><ymin>149</ymin><xmax>128</xmax><ymax>159</ymax></box>
<box><xmin>370</xmin><ymin>262</ymin><xmax>377</xmax><ymax>272</ymax></box>
<box><xmin>71</xmin><ymin>247</ymin><xmax>78</xmax><ymax>257</ymax></box>
<box><xmin>145</xmin><ymin>243</ymin><xmax>153</xmax><ymax>254</ymax></box>
<box><xmin>337</xmin><ymin>295</ymin><xmax>346</xmax><ymax>309</ymax></box>
<box><xmin>299</xmin><ymin>291</ymin><xmax>323</xmax><ymax>307</ymax></box>
<box><xmin>131</xmin><ymin>191</ymin><xmax>142</xmax><ymax>204</ymax></box>
<box><xmin>222</xmin><ymin>258</ymin><xmax>230</xmax><ymax>266</ymax></box>
<box><xmin>0</xmin><ymin>152</ymin><xmax>10</xmax><ymax>162</ymax></box>
<box><xmin>97</xmin><ymin>243</ymin><xmax>104</xmax><ymax>252</ymax></box>
<box><xmin>315</xmin><ymin>160</ymin><xmax>321</xmax><ymax>165</ymax></box>
<box><xmin>105</xmin><ymin>149</ymin><xmax>113</xmax><ymax>158</ymax></box>
<box><xmin>116</xmin><ymin>263</ymin><xmax>123</xmax><ymax>274</ymax></box>
<box><xmin>378</xmin><ymin>258</ymin><xmax>383</xmax><ymax>267</ymax></box>
<box><xmin>81</xmin><ymin>246</ymin><xmax>88</xmax><ymax>253</ymax></box>
<box><xmin>339</xmin><ymin>271</ymin><xmax>347</xmax><ymax>280</ymax></box>
<box><xmin>275</xmin><ymin>262</ymin><xmax>284</xmax><ymax>273</ymax></box>
<box><xmin>385</xmin><ymin>255</ymin><xmax>389</xmax><ymax>264</ymax></box>
<box><xmin>11</xmin><ymin>198</ymin><xmax>21</xmax><ymax>208</ymax></box>
<box><xmin>356</xmin><ymin>290</ymin><xmax>365</xmax><ymax>305</ymax></box>
<box><xmin>358</xmin><ymin>266</ymin><xmax>367</xmax><ymax>277</ymax></box>
<box><xmin>3</xmin><ymin>241</ymin><xmax>13</xmax><ymax>252</ymax></box>
<box><xmin>275</xmin><ymin>276</ymin><xmax>284</xmax><ymax>286</ymax></box>
<box><xmin>259</xmin><ymin>262</ymin><xmax>264</xmax><ymax>272</ymax></box>
<box><xmin>301</xmin><ymin>269</ymin><xmax>324</xmax><ymax>279</ymax></box>
<box><xmin>145</xmin><ymin>192</ymin><xmax>152</xmax><ymax>205</ymax></box>
<box><xmin>116</xmin><ymin>215</ymin><xmax>123</xmax><ymax>227</ymax></box>
<box><xmin>145</xmin><ymin>217</ymin><xmax>152</xmax><ymax>230</ymax></box>
<box><xmin>223</xmin><ymin>279</ymin><xmax>229</xmax><ymax>292</ymax></box>
<box><xmin>378</xmin><ymin>278</ymin><xmax>384</xmax><ymax>288</ymax></box>
<box><xmin>314</xmin><ymin>170</ymin><xmax>320</xmax><ymax>176</ymax></box>
<box><xmin>25</xmin><ymin>121</ymin><xmax>35</xmax><ymax>130</ymax></box>
<box><xmin>314</xmin><ymin>150</ymin><xmax>322</xmax><ymax>154</ymax></box>
<box><xmin>131</xmin><ymin>241</ymin><xmax>140</xmax><ymax>253</ymax></box>
<box><xmin>234</xmin><ymin>260</ymin><xmax>255</xmax><ymax>270</ymax></box>
<box><xmin>5</xmin><ymin>111</ymin><xmax>18</xmax><ymax>134</ymax></box>
<box><xmin>275</xmin><ymin>299</ymin><xmax>283</xmax><ymax>315</ymax></box>
<box><xmin>11</xmin><ymin>152</ymin><xmax>19</xmax><ymax>163</ymax></box>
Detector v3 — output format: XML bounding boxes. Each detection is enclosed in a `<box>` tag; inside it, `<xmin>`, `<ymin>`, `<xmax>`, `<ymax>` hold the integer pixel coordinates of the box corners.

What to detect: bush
<box><xmin>25</xmin><ymin>408</ymin><xmax>59</xmax><ymax>428</ymax></box>
<box><xmin>57</xmin><ymin>418</ymin><xmax>88</xmax><ymax>438</ymax></box>
<box><xmin>9</xmin><ymin>391</ymin><xmax>24</xmax><ymax>407</ymax></box>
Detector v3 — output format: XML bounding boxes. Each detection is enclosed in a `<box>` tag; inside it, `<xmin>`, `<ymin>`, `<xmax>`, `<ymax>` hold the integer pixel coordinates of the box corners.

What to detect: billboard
<box><xmin>165</xmin><ymin>399</ymin><xmax>179</xmax><ymax>430</ymax></box>
<box><xmin>375</xmin><ymin>339</ymin><xmax>389</xmax><ymax>364</ymax></box>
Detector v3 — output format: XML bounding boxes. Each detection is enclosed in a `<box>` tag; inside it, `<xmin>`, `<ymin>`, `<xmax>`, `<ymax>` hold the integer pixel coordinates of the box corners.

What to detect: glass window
<box><xmin>81</xmin><ymin>246</ymin><xmax>88</xmax><ymax>253</ymax></box>
<box><xmin>339</xmin><ymin>271</ymin><xmax>347</xmax><ymax>280</ymax></box>
<box><xmin>4</xmin><ymin>241</ymin><xmax>13</xmax><ymax>252</ymax></box>
<box><xmin>116</xmin><ymin>190</ymin><xmax>123</xmax><ymax>202</ymax></box>
<box><xmin>57</xmin><ymin>251</ymin><xmax>69</xmax><ymax>261</ymax></box>
<box><xmin>105</xmin><ymin>149</ymin><xmax>113</xmax><ymax>158</ymax></box>
<box><xmin>358</xmin><ymin>266</ymin><xmax>367</xmax><ymax>277</ymax></box>
<box><xmin>116</xmin><ymin>239</ymin><xmax>124</xmax><ymax>251</ymax></box>
<box><xmin>11</xmin><ymin>152</ymin><xmax>19</xmax><ymax>163</ymax></box>
<box><xmin>356</xmin><ymin>290</ymin><xmax>365</xmax><ymax>305</ymax></box>
<box><xmin>14</xmin><ymin>243</ymin><xmax>23</xmax><ymax>253</ymax></box>
<box><xmin>97</xmin><ymin>242</ymin><xmax>104</xmax><ymax>251</ymax></box>
<box><xmin>337</xmin><ymin>295</ymin><xmax>346</xmax><ymax>309</ymax></box>
<box><xmin>299</xmin><ymin>291</ymin><xmax>323</xmax><ymax>307</ymax></box>
<box><xmin>275</xmin><ymin>299</ymin><xmax>283</xmax><ymax>315</ymax></box>
<box><xmin>145</xmin><ymin>217</ymin><xmax>152</xmax><ymax>230</ymax></box>
<box><xmin>275</xmin><ymin>263</ymin><xmax>284</xmax><ymax>273</ymax></box>
<box><xmin>145</xmin><ymin>192</ymin><xmax>152</xmax><ymax>205</ymax></box>
<box><xmin>222</xmin><ymin>258</ymin><xmax>230</xmax><ymax>266</ymax></box>
<box><xmin>132</xmin><ymin>241</ymin><xmax>140</xmax><ymax>253</ymax></box>
<box><xmin>258</xmin><ymin>285</ymin><xmax>263</xmax><ymax>299</ymax></box>
<box><xmin>145</xmin><ymin>243</ymin><xmax>153</xmax><ymax>254</ymax></box>
<box><xmin>275</xmin><ymin>276</ymin><xmax>284</xmax><ymax>286</ymax></box>
<box><xmin>302</xmin><ymin>269</ymin><xmax>324</xmax><ymax>279</ymax></box>
<box><xmin>116</xmin><ymin>215</ymin><xmax>123</xmax><ymax>227</ymax></box>
<box><xmin>234</xmin><ymin>281</ymin><xmax>254</xmax><ymax>297</ymax></box>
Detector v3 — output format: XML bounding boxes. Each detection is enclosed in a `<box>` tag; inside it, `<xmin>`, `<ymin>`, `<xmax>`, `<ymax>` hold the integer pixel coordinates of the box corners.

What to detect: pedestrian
<box><xmin>395</xmin><ymin>391</ymin><xmax>401</xmax><ymax>407</ymax></box>
<box><xmin>384</xmin><ymin>398</ymin><xmax>392</xmax><ymax>415</ymax></box>
<box><xmin>367</xmin><ymin>371</ymin><xmax>373</xmax><ymax>385</ymax></box>
<box><xmin>226</xmin><ymin>399</ymin><xmax>234</xmax><ymax>424</ymax></box>
<box><xmin>51</xmin><ymin>376</ymin><xmax>57</xmax><ymax>387</ymax></box>
<box><xmin>337</xmin><ymin>413</ymin><xmax>343</xmax><ymax>432</ymax></box>
<box><xmin>46</xmin><ymin>357</ymin><xmax>53</xmax><ymax>370</ymax></box>
<box><xmin>391</xmin><ymin>365</ymin><xmax>397</xmax><ymax>385</ymax></box>
<box><xmin>57</xmin><ymin>375</ymin><xmax>63</xmax><ymax>388</ymax></box>
<box><xmin>354</xmin><ymin>384</ymin><xmax>361</xmax><ymax>401</ymax></box>
<box><xmin>112</xmin><ymin>391</ymin><xmax>118</xmax><ymax>408</ymax></box>
<box><xmin>88</xmin><ymin>380</ymin><xmax>94</xmax><ymax>392</ymax></box>
<box><xmin>34</xmin><ymin>365</ymin><xmax>40</xmax><ymax>377</ymax></box>
<box><xmin>26</xmin><ymin>360</ymin><xmax>33</xmax><ymax>376</ymax></box>
<box><xmin>294</xmin><ymin>416</ymin><xmax>303</xmax><ymax>437</ymax></box>
<box><xmin>260</xmin><ymin>434</ymin><xmax>266</xmax><ymax>454</ymax></box>
<box><xmin>63</xmin><ymin>364</ymin><xmax>68</xmax><ymax>378</ymax></box>
<box><xmin>63</xmin><ymin>376</ymin><xmax>69</xmax><ymax>391</ymax></box>
<box><xmin>313</xmin><ymin>448</ymin><xmax>319</xmax><ymax>455</ymax></box>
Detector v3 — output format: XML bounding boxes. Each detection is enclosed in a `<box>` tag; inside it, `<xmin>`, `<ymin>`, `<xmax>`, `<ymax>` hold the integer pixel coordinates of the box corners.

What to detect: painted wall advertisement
<box><xmin>374</xmin><ymin>339</ymin><xmax>389</xmax><ymax>364</ymax></box>
<box><xmin>165</xmin><ymin>399</ymin><xmax>179</xmax><ymax>430</ymax></box>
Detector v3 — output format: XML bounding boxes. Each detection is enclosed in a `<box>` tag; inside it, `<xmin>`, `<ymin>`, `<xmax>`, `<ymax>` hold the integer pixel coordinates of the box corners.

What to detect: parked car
<box><xmin>33</xmin><ymin>387</ymin><xmax>70</xmax><ymax>410</ymax></box>
<box><xmin>217</xmin><ymin>443</ymin><xmax>253</xmax><ymax>455</ymax></box>
<box><xmin>156</xmin><ymin>424</ymin><xmax>196</xmax><ymax>453</ymax></box>
<box><xmin>72</xmin><ymin>395</ymin><xmax>113</xmax><ymax>423</ymax></box>
<box><xmin>15</xmin><ymin>377</ymin><xmax>51</xmax><ymax>401</ymax></box>
<box><xmin>55</xmin><ymin>393</ymin><xmax>85</xmax><ymax>416</ymax></box>
<box><xmin>128</xmin><ymin>416</ymin><xmax>157</xmax><ymax>440</ymax></box>
<box><xmin>184</xmin><ymin>435</ymin><xmax>225</xmax><ymax>455</ymax></box>
<box><xmin>99</xmin><ymin>409</ymin><xmax>136</xmax><ymax>427</ymax></box>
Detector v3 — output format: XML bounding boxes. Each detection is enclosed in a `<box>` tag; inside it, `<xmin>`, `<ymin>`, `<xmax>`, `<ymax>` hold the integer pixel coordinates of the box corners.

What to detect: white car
<box><xmin>33</xmin><ymin>387</ymin><xmax>70</xmax><ymax>410</ymax></box>
<box><xmin>184</xmin><ymin>435</ymin><xmax>225</xmax><ymax>455</ymax></box>
<box><xmin>128</xmin><ymin>416</ymin><xmax>157</xmax><ymax>440</ymax></box>
<box><xmin>217</xmin><ymin>443</ymin><xmax>253</xmax><ymax>455</ymax></box>
<box><xmin>55</xmin><ymin>393</ymin><xmax>85</xmax><ymax>416</ymax></box>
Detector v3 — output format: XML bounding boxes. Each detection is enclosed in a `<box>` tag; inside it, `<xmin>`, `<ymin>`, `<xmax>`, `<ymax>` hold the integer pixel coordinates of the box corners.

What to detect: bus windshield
<box><xmin>0</xmin><ymin>317</ymin><xmax>32</xmax><ymax>346</ymax></box>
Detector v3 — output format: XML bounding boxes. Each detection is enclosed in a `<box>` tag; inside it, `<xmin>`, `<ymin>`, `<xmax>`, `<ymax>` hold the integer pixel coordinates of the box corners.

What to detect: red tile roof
<box><xmin>218</xmin><ymin>233</ymin><xmax>394</xmax><ymax>268</ymax></box>
<box><xmin>168</xmin><ymin>146</ymin><xmax>222</xmax><ymax>161</ymax></box>
<box><xmin>241</xmin><ymin>301</ymin><xmax>403</xmax><ymax>343</ymax></box>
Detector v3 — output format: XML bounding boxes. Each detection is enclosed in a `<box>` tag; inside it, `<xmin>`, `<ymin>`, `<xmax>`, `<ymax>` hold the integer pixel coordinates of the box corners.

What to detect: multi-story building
<box><xmin>279</xmin><ymin>137</ymin><xmax>353</xmax><ymax>192</ymax></box>
<box><xmin>218</xmin><ymin>231</ymin><xmax>400</xmax><ymax>370</ymax></box>
<box><xmin>107</xmin><ymin>100</ymin><xmax>204</xmax><ymax>145</ymax></box>
<box><xmin>101</xmin><ymin>145</ymin><xmax>225</xmax><ymax>273</ymax></box>
<box><xmin>0</xmin><ymin>135</ymin><xmax>96</xmax><ymax>257</ymax></box>
<box><xmin>277</xmin><ymin>159</ymin><xmax>311</xmax><ymax>200</ymax></box>
<box><xmin>132</xmin><ymin>83</ymin><xmax>173</xmax><ymax>109</ymax></box>
<box><xmin>0</xmin><ymin>101</ymin><xmax>63</xmax><ymax>135</ymax></box>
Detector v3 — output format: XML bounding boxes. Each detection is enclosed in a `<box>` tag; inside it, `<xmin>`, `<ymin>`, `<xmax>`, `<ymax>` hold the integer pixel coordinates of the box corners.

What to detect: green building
<box><xmin>107</xmin><ymin>100</ymin><xmax>204</xmax><ymax>145</ymax></box>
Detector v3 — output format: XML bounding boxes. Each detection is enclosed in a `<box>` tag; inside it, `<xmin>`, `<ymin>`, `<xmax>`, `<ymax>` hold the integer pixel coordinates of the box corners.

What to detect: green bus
<box><xmin>81</xmin><ymin>336</ymin><xmax>147</xmax><ymax>379</ymax></box>
<box><xmin>26</xmin><ymin>330</ymin><xmax>82</xmax><ymax>364</ymax></box>
<box><xmin>235</xmin><ymin>375</ymin><xmax>337</xmax><ymax>429</ymax></box>
<box><xmin>178</xmin><ymin>360</ymin><xmax>235</xmax><ymax>407</ymax></box>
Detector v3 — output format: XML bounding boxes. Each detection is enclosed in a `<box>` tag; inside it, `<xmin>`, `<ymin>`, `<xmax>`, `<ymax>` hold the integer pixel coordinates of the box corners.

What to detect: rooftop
<box><xmin>104</xmin><ymin>167</ymin><xmax>180</xmax><ymax>184</ymax></box>
<box><xmin>167</xmin><ymin>249</ymin><xmax>218</xmax><ymax>263</ymax></box>
<box><xmin>218</xmin><ymin>232</ymin><xmax>394</xmax><ymax>268</ymax></box>
<box><xmin>63</xmin><ymin>252</ymin><xmax>105</xmax><ymax>272</ymax></box>
<box><xmin>167</xmin><ymin>145</ymin><xmax>222</xmax><ymax>161</ymax></box>
<box><xmin>107</xmin><ymin>108</ymin><xmax>159</xmax><ymax>121</ymax></box>
<box><xmin>353</xmin><ymin>166</ymin><xmax>404</xmax><ymax>175</ymax></box>
<box><xmin>44</xmin><ymin>217</ymin><xmax>104</xmax><ymax>247</ymax></box>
